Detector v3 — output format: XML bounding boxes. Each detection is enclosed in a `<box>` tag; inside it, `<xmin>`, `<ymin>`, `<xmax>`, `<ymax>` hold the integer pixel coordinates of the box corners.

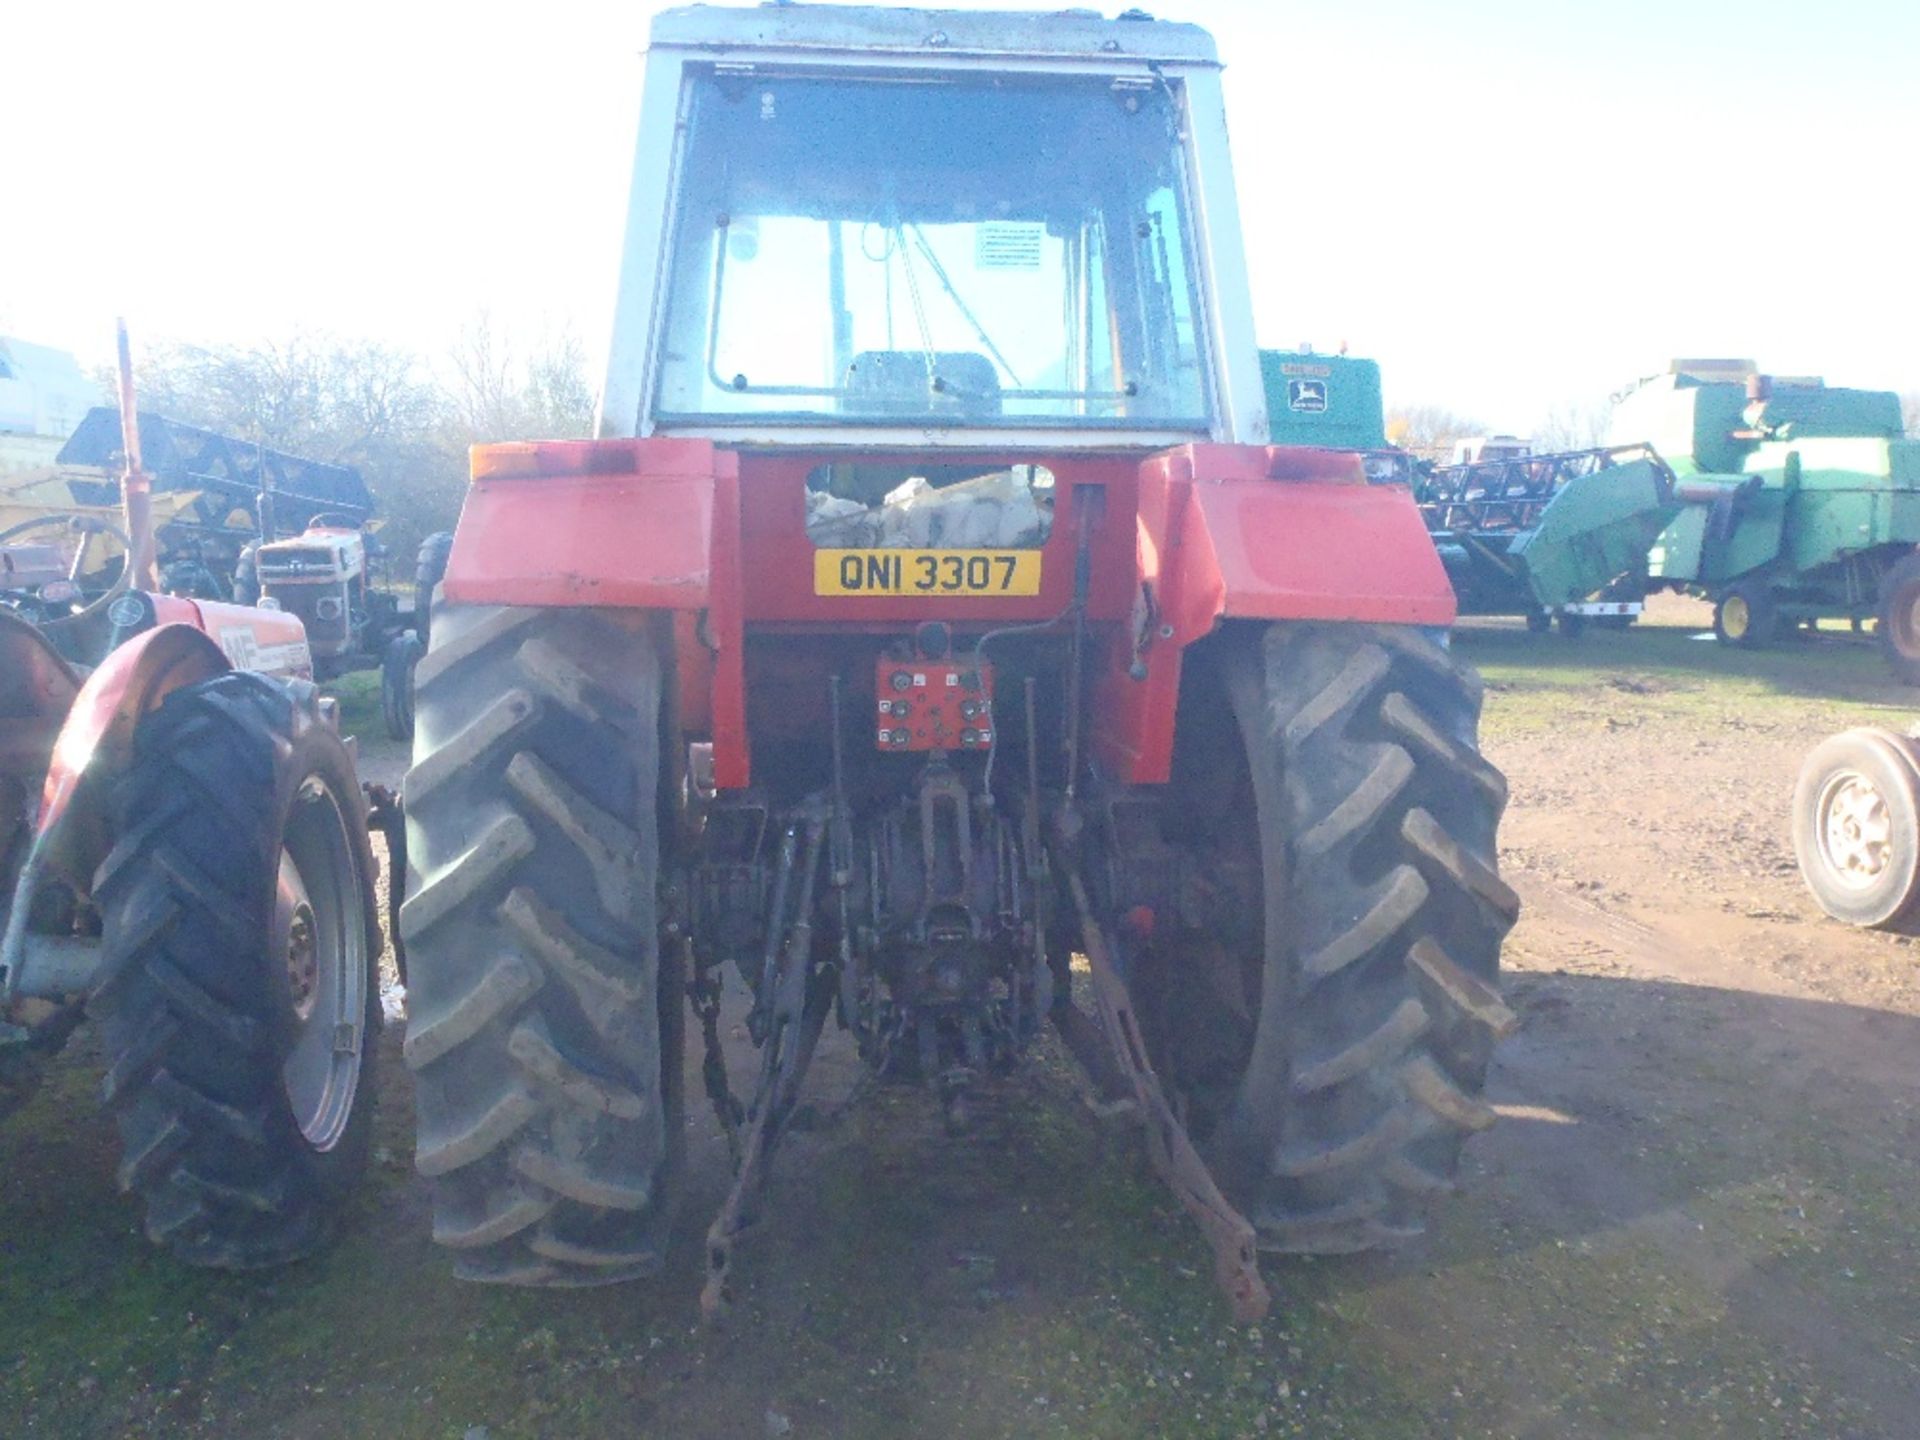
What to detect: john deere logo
<box><xmin>1287</xmin><ymin>378</ymin><xmax>1328</xmax><ymax>413</ymax></box>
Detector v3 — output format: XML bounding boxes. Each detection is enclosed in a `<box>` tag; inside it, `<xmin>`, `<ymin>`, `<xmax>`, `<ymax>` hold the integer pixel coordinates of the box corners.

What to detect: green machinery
<box><xmin>1414</xmin><ymin>442</ymin><xmax>1677</xmax><ymax>632</ymax></box>
<box><xmin>1260</xmin><ymin>350</ymin><xmax>1682</xmax><ymax>631</ymax></box>
<box><xmin>1622</xmin><ymin>361</ymin><xmax>1920</xmax><ymax>673</ymax></box>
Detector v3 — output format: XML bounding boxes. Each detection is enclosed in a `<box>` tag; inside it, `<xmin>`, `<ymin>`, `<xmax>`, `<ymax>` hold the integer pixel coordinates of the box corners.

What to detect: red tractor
<box><xmin>1</xmin><ymin>327</ymin><xmax>383</xmax><ymax>1267</ymax></box>
<box><xmin>402</xmin><ymin>5</ymin><xmax>1516</xmax><ymax>1318</ymax></box>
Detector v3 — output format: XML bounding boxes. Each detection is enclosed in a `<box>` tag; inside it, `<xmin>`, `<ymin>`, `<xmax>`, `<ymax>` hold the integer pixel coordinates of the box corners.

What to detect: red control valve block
<box><xmin>874</xmin><ymin>657</ymin><xmax>995</xmax><ymax>753</ymax></box>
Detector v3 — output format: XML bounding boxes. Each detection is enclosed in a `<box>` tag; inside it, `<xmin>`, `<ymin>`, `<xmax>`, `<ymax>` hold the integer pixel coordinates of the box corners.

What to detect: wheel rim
<box><xmin>1814</xmin><ymin>768</ymin><xmax>1894</xmax><ymax>890</ymax></box>
<box><xmin>1721</xmin><ymin>594</ymin><xmax>1750</xmax><ymax>640</ymax></box>
<box><xmin>275</xmin><ymin>776</ymin><xmax>367</xmax><ymax>1151</ymax></box>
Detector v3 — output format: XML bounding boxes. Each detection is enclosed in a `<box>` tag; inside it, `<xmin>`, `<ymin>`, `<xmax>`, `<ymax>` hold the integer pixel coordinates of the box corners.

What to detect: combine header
<box><xmin>402</xmin><ymin>3</ymin><xmax>1517</xmax><ymax>1320</ymax></box>
<box><xmin>1416</xmin><ymin>443</ymin><xmax>1678</xmax><ymax>633</ymax></box>
<box><xmin>53</xmin><ymin>409</ymin><xmax>446</xmax><ymax>733</ymax></box>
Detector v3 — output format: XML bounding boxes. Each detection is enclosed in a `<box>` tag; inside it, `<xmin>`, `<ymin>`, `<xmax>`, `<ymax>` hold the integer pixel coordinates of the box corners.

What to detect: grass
<box><xmin>326</xmin><ymin>671</ymin><xmax>382</xmax><ymax>743</ymax></box>
<box><xmin>1455</xmin><ymin>616</ymin><xmax>1915</xmax><ymax>736</ymax></box>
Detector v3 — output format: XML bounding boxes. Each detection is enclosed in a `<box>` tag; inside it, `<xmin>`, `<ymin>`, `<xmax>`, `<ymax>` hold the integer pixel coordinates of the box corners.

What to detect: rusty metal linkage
<box><xmin>1056</xmin><ymin>847</ymin><xmax>1272</xmax><ymax>1324</ymax></box>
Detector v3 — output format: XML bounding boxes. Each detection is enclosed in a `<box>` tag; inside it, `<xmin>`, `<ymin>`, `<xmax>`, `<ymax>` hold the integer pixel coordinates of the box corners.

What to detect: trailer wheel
<box><xmin>90</xmin><ymin>672</ymin><xmax>380</xmax><ymax>1267</ymax></box>
<box><xmin>1713</xmin><ymin>582</ymin><xmax>1776</xmax><ymax>648</ymax></box>
<box><xmin>1877</xmin><ymin>555</ymin><xmax>1920</xmax><ymax>684</ymax></box>
<box><xmin>1136</xmin><ymin>624</ymin><xmax>1516</xmax><ymax>1254</ymax></box>
<box><xmin>401</xmin><ymin>605</ymin><xmax>680</xmax><ymax>1286</ymax></box>
<box><xmin>1791</xmin><ymin>728</ymin><xmax>1920</xmax><ymax>929</ymax></box>
<box><xmin>382</xmin><ymin>631</ymin><xmax>424</xmax><ymax>742</ymax></box>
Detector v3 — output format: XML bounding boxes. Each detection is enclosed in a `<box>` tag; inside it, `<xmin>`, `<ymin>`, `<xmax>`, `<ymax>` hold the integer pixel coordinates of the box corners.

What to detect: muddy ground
<box><xmin>4</xmin><ymin>594</ymin><xmax>1917</xmax><ymax>1438</ymax></box>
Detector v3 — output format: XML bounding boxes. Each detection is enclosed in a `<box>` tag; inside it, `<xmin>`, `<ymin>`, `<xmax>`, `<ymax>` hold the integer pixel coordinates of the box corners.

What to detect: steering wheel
<box><xmin>0</xmin><ymin>512</ymin><xmax>137</xmax><ymax>630</ymax></box>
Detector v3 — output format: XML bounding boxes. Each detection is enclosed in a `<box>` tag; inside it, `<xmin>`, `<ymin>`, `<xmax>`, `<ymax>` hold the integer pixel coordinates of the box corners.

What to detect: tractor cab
<box><xmin>603</xmin><ymin>5</ymin><xmax>1267</xmax><ymax>451</ymax></box>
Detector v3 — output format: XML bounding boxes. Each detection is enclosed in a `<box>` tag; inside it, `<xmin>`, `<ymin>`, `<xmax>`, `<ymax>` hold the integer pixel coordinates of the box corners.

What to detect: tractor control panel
<box><xmin>874</xmin><ymin>657</ymin><xmax>994</xmax><ymax>753</ymax></box>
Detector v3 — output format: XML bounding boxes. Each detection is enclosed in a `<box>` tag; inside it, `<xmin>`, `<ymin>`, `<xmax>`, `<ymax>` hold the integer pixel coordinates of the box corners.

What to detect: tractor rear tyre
<box><xmin>382</xmin><ymin>631</ymin><xmax>424</xmax><ymax>742</ymax></box>
<box><xmin>401</xmin><ymin>605</ymin><xmax>681</xmax><ymax>1286</ymax></box>
<box><xmin>1713</xmin><ymin>582</ymin><xmax>1776</xmax><ymax>648</ymax></box>
<box><xmin>1138</xmin><ymin>624</ymin><xmax>1516</xmax><ymax>1254</ymax></box>
<box><xmin>1876</xmin><ymin>554</ymin><xmax>1920</xmax><ymax>684</ymax></box>
<box><xmin>90</xmin><ymin>672</ymin><xmax>380</xmax><ymax>1267</ymax></box>
<box><xmin>1791</xmin><ymin>728</ymin><xmax>1920</xmax><ymax>929</ymax></box>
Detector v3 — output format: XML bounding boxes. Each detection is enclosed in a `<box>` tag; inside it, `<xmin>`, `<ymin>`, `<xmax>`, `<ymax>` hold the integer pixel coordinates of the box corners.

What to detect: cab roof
<box><xmin>648</xmin><ymin>4</ymin><xmax>1220</xmax><ymax>66</ymax></box>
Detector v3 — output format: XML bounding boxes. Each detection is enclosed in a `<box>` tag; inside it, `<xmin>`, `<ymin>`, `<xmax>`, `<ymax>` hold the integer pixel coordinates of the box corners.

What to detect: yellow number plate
<box><xmin>814</xmin><ymin>549</ymin><xmax>1042</xmax><ymax>597</ymax></box>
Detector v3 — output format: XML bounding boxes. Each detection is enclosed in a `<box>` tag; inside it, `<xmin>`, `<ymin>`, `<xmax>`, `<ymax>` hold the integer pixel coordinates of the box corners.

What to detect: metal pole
<box><xmin>113</xmin><ymin>319</ymin><xmax>158</xmax><ymax>592</ymax></box>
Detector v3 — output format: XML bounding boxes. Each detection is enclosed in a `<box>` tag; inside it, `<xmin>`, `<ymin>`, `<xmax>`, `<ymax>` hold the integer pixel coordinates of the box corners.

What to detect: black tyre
<box><xmin>1713</xmin><ymin>581</ymin><xmax>1776</xmax><ymax>648</ymax></box>
<box><xmin>1791</xmin><ymin>728</ymin><xmax>1920</xmax><ymax>929</ymax></box>
<box><xmin>401</xmin><ymin>605</ymin><xmax>681</xmax><ymax>1285</ymax></box>
<box><xmin>382</xmin><ymin>631</ymin><xmax>424</xmax><ymax>742</ymax></box>
<box><xmin>413</xmin><ymin>533</ymin><xmax>455</xmax><ymax>649</ymax></box>
<box><xmin>1136</xmin><ymin>624</ymin><xmax>1517</xmax><ymax>1253</ymax></box>
<box><xmin>1877</xmin><ymin>554</ymin><xmax>1920</xmax><ymax>684</ymax></box>
<box><xmin>1555</xmin><ymin>611</ymin><xmax>1586</xmax><ymax>639</ymax></box>
<box><xmin>1523</xmin><ymin>610</ymin><xmax>1551</xmax><ymax>635</ymax></box>
<box><xmin>90</xmin><ymin>672</ymin><xmax>380</xmax><ymax>1267</ymax></box>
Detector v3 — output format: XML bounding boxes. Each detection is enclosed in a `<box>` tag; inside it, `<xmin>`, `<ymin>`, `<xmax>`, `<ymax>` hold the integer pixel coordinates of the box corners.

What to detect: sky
<box><xmin>4</xmin><ymin>0</ymin><xmax>1917</xmax><ymax>434</ymax></box>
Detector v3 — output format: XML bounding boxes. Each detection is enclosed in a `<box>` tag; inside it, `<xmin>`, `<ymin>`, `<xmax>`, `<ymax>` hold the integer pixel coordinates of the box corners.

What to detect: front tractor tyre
<box><xmin>1791</xmin><ymin>728</ymin><xmax>1920</xmax><ymax>930</ymax></box>
<box><xmin>401</xmin><ymin>605</ymin><xmax>681</xmax><ymax>1286</ymax></box>
<box><xmin>1876</xmin><ymin>554</ymin><xmax>1920</xmax><ymax>685</ymax></box>
<box><xmin>1713</xmin><ymin>582</ymin><xmax>1776</xmax><ymax>649</ymax></box>
<box><xmin>91</xmin><ymin>672</ymin><xmax>381</xmax><ymax>1267</ymax></box>
<box><xmin>1137</xmin><ymin>623</ymin><xmax>1518</xmax><ymax>1254</ymax></box>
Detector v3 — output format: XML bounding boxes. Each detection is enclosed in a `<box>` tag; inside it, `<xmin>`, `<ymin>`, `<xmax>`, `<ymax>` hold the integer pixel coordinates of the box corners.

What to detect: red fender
<box><xmin>3</xmin><ymin>623</ymin><xmax>236</xmax><ymax>993</ymax></box>
<box><xmin>34</xmin><ymin>623</ymin><xmax>231</xmax><ymax>875</ymax></box>
<box><xmin>1092</xmin><ymin>445</ymin><xmax>1454</xmax><ymax>783</ymax></box>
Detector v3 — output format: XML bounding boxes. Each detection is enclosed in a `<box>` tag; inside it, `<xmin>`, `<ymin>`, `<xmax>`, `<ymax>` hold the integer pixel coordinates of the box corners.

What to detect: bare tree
<box><xmin>446</xmin><ymin>313</ymin><xmax>595</xmax><ymax>442</ymax></box>
<box><xmin>127</xmin><ymin>334</ymin><xmax>461</xmax><ymax>560</ymax></box>
<box><xmin>1385</xmin><ymin>404</ymin><xmax>1489</xmax><ymax>462</ymax></box>
<box><xmin>1533</xmin><ymin>398</ymin><xmax>1616</xmax><ymax>453</ymax></box>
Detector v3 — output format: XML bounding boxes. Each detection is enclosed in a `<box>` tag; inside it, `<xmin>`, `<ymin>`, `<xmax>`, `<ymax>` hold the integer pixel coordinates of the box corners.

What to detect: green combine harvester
<box><xmin>1260</xmin><ymin>354</ymin><xmax>1920</xmax><ymax>678</ymax></box>
<box><xmin>1618</xmin><ymin>360</ymin><xmax>1920</xmax><ymax>676</ymax></box>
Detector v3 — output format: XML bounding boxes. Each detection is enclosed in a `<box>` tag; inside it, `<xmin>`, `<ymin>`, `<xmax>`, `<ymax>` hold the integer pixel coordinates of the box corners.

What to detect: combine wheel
<box><xmin>1713</xmin><ymin>582</ymin><xmax>1777</xmax><ymax>648</ymax></box>
<box><xmin>1876</xmin><ymin>554</ymin><xmax>1920</xmax><ymax>684</ymax></box>
<box><xmin>91</xmin><ymin>672</ymin><xmax>380</xmax><ymax>1267</ymax></box>
<box><xmin>401</xmin><ymin>605</ymin><xmax>680</xmax><ymax>1286</ymax></box>
<box><xmin>1141</xmin><ymin>624</ymin><xmax>1516</xmax><ymax>1255</ymax></box>
<box><xmin>382</xmin><ymin>631</ymin><xmax>424</xmax><ymax>742</ymax></box>
<box><xmin>1791</xmin><ymin>728</ymin><xmax>1920</xmax><ymax>929</ymax></box>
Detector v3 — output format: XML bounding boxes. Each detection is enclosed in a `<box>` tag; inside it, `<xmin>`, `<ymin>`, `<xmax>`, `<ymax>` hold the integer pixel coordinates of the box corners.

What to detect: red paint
<box><xmin>447</xmin><ymin>437</ymin><xmax>1454</xmax><ymax>789</ymax></box>
<box><xmin>873</xmin><ymin>656</ymin><xmax>996</xmax><ymax>753</ymax></box>
<box><xmin>38</xmin><ymin>623</ymin><xmax>228</xmax><ymax>833</ymax></box>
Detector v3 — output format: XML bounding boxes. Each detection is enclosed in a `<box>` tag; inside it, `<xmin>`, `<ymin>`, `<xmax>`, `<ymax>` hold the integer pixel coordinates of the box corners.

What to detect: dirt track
<box><xmin>3</xmin><ymin>595</ymin><xmax>1917</xmax><ymax>1438</ymax></box>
